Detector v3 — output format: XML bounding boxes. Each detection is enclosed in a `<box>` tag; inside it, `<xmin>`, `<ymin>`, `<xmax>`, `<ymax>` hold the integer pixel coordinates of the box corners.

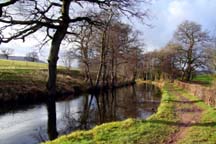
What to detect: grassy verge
<box><xmin>192</xmin><ymin>74</ymin><xmax>216</xmax><ymax>86</ymax></box>
<box><xmin>44</xmin><ymin>83</ymin><xmax>179</xmax><ymax>144</ymax></box>
<box><xmin>176</xmin><ymin>87</ymin><xmax>216</xmax><ymax>144</ymax></box>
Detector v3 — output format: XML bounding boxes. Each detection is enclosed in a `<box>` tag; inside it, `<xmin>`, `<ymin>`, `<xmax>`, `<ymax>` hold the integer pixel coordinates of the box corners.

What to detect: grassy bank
<box><xmin>0</xmin><ymin>59</ymin><xmax>85</xmax><ymax>103</ymax></box>
<box><xmin>45</xmin><ymin>82</ymin><xmax>179</xmax><ymax>144</ymax></box>
<box><xmin>45</xmin><ymin>81</ymin><xmax>216</xmax><ymax>144</ymax></box>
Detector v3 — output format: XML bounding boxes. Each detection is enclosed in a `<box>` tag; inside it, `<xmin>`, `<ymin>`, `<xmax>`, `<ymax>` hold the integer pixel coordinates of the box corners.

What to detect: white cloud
<box><xmin>168</xmin><ymin>0</ymin><xmax>187</xmax><ymax>19</ymax></box>
<box><xmin>141</xmin><ymin>0</ymin><xmax>216</xmax><ymax>51</ymax></box>
<box><xmin>1</xmin><ymin>0</ymin><xmax>216</xmax><ymax>61</ymax></box>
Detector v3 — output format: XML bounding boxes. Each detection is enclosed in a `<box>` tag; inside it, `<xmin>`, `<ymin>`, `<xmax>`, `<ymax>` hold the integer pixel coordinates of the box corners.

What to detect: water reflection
<box><xmin>58</xmin><ymin>84</ymin><xmax>161</xmax><ymax>135</ymax></box>
<box><xmin>47</xmin><ymin>97</ymin><xmax>58</xmax><ymax>140</ymax></box>
<box><xmin>0</xmin><ymin>83</ymin><xmax>161</xmax><ymax>144</ymax></box>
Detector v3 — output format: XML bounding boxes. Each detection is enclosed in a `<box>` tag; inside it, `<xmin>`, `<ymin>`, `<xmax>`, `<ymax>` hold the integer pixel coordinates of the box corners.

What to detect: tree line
<box><xmin>61</xmin><ymin>11</ymin><xmax>144</xmax><ymax>88</ymax></box>
<box><xmin>141</xmin><ymin>20</ymin><xmax>216</xmax><ymax>82</ymax></box>
<box><xmin>0</xmin><ymin>0</ymin><xmax>150</xmax><ymax>98</ymax></box>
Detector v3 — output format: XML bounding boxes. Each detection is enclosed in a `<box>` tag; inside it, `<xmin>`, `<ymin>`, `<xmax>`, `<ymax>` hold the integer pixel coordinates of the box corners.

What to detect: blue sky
<box><xmin>1</xmin><ymin>0</ymin><xmax>216</xmax><ymax>65</ymax></box>
<box><xmin>138</xmin><ymin>0</ymin><xmax>216</xmax><ymax>51</ymax></box>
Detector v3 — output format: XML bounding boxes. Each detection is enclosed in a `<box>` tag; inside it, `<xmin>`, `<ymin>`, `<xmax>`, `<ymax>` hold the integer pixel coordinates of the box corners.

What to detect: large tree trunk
<box><xmin>46</xmin><ymin>3</ymin><xmax>70</xmax><ymax>139</ymax></box>
<box><xmin>47</xmin><ymin>1</ymin><xmax>70</xmax><ymax>97</ymax></box>
<box><xmin>47</xmin><ymin>26</ymin><xmax>68</xmax><ymax>97</ymax></box>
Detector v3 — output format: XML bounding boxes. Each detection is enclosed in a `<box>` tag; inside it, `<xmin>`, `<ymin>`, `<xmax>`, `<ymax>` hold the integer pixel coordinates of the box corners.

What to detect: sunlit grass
<box><xmin>192</xmin><ymin>74</ymin><xmax>216</xmax><ymax>86</ymax></box>
<box><xmin>0</xmin><ymin>59</ymin><xmax>80</xmax><ymax>82</ymax></box>
<box><xmin>0</xmin><ymin>59</ymin><xmax>48</xmax><ymax>69</ymax></box>
<box><xmin>44</xmin><ymin>83</ymin><xmax>179</xmax><ymax>144</ymax></box>
<box><xmin>45</xmin><ymin>82</ymin><xmax>216</xmax><ymax>144</ymax></box>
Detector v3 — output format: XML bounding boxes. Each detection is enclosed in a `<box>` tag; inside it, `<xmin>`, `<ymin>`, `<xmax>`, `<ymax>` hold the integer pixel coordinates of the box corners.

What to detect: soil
<box><xmin>0</xmin><ymin>79</ymin><xmax>135</xmax><ymax>104</ymax></box>
<box><xmin>166</xmin><ymin>86</ymin><xmax>203</xmax><ymax>144</ymax></box>
<box><xmin>0</xmin><ymin>80</ymin><xmax>76</xmax><ymax>104</ymax></box>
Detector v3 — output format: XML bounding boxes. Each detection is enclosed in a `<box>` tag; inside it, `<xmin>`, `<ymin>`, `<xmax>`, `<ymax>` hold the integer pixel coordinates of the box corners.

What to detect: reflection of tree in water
<box><xmin>58</xmin><ymin>90</ymin><xmax>119</xmax><ymax>134</ymax></box>
<box><xmin>33</xmin><ymin>84</ymin><xmax>161</xmax><ymax>143</ymax></box>
<box><xmin>60</xmin><ymin>95</ymin><xmax>95</xmax><ymax>133</ymax></box>
<box><xmin>32</xmin><ymin>97</ymin><xmax>58</xmax><ymax>143</ymax></box>
<box><xmin>47</xmin><ymin>97</ymin><xmax>58</xmax><ymax>140</ymax></box>
<box><xmin>95</xmin><ymin>89</ymin><xmax>118</xmax><ymax>123</ymax></box>
<box><xmin>114</xmin><ymin>86</ymin><xmax>139</xmax><ymax>119</ymax></box>
<box><xmin>32</xmin><ymin>127</ymin><xmax>48</xmax><ymax>143</ymax></box>
<box><xmin>60</xmin><ymin>84</ymin><xmax>161</xmax><ymax>133</ymax></box>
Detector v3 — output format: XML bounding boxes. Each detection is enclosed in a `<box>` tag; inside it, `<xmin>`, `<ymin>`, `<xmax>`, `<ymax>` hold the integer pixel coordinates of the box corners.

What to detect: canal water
<box><xmin>0</xmin><ymin>83</ymin><xmax>161</xmax><ymax>144</ymax></box>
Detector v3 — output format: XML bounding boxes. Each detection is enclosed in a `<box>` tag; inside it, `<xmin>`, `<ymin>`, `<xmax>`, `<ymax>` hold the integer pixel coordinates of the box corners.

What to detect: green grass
<box><xmin>45</xmin><ymin>82</ymin><xmax>216</xmax><ymax>144</ymax></box>
<box><xmin>0</xmin><ymin>59</ymin><xmax>48</xmax><ymax>69</ymax></box>
<box><xmin>0</xmin><ymin>59</ymin><xmax>80</xmax><ymax>82</ymax></box>
<box><xmin>0</xmin><ymin>59</ymin><xmax>48</xmax><ymax>81</ymax></box>
<box><xmin>0</xmin><ymin>59</ymin><xmax>86</xmax><ymax>102</ymax></box>
<box><xmin>192</xmin><ymin>74</ymin><xmax>216</xmax><ymax>85</ymax></box>
<box><xmin>44</xmin><ymin>83</ymin><xmax>179</xmax><ymax>144</ymax></box>
<box><xmin>176</xmin><ymin>87</ymin><xmax>216</xmax><ymax>144</ymax></box>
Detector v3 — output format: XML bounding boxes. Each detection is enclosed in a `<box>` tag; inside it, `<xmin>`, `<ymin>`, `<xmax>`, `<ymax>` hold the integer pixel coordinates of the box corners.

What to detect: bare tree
<box><xmin>158</xmin><ymin>43</ymin><xmax>184</xmax><ymax>80</ymax></box>
<box><xmin>69</xmin><ymin>10</ymin><xmax>145</xmax><ymax>88</ymax></box>
<box><xmin>61</xmin><ymin>49</ymin><xmax>75</xmax><ymax>69</ymax></box>
<box><xmin>25</xmin><ymin>51</ymin><xmax>39</xmax><ymax>62</ymax></box>
<box><xmin>0</xmin><ymin>0</ymin><xmax>150</xmax><ymax>97</ymax></box>
<box><xmin>0</xmin><ymin>48</ymin><xmax>14</xmax><ymax>59</ymax></box>
<box><xmin>206</xmin><ymin>28</ymin><xmax>216</xmax><ymax>72</ymax></box>
<box><xmin>173</xmin><ymin>20</ymin><xmax>210</xmax><ymax>81</ymax></box>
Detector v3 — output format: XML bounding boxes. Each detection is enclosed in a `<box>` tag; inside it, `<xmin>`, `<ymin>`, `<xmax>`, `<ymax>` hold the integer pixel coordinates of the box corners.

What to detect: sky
<box><xmin>0</xmin><ymin>0</ymin><xmax>216</xmax><ymax>66</ymax></box>
<box><xmin>138</xmin><ymin>0</ymin><xmax>216</xmax><ymax>51</ymax></box>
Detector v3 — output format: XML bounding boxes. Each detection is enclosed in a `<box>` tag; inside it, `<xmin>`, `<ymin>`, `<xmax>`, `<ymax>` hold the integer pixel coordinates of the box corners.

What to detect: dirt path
<box><xmin>166</xmin><ymin>85</ymin><xmax>203</xmax><ymax>144</ymax></box>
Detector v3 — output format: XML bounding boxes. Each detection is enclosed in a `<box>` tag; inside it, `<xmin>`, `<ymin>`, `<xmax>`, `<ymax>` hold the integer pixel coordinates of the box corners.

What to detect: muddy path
<box><xmin>166</xmin><ymin>85</ymin><xmax>203</xmax><ymax>144</ymax></box>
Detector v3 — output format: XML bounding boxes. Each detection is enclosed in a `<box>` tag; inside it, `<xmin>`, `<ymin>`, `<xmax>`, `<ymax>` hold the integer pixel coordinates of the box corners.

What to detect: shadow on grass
<box><xmin>166</xmin><ymin>100</ymin><xmax>203</xmax><ymax>104</ymax></box>
<box><xmin>143</xmin><ymin>119</ymin><xmax>216</xmax><ymax>127</ymax></box>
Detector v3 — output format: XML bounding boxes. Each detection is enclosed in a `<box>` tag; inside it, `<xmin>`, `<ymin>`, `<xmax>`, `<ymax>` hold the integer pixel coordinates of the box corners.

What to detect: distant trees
<box><xmin>0</xmin><ymin>48</ymin><xmax>14</xmax><ymax>59</ymax></box>
<box><xmin>205</xmin><ymin>30</ymin><xmax>216</xmax><ymax>72</ymax></box>
<box><xmin>140</xmin><ymin>46</ymin><xmax>179</xmax><ymax>81</ymax></box>
<box><xmin>172</xmin><ymin>20</ymin><xmax>210</xmax><ymax>81</ymax></box>
<box><xmin>25</xmin><ymin>51</ymin><xmax>39</xmax><ymax>62</ymax></box>
<box><xmin>69</xmin><ymin>11</ymin><xmax>144</xmax><ymax>87</ymax></box>
<box><xmin>61</xmin><ymin>50</ymin><xmax>75</xmax><ymax>69</ymax></box>
<box><xmin>141</xmin><ymin>21</ymin><xmax>211</xmax><ymax>82</ymax></box>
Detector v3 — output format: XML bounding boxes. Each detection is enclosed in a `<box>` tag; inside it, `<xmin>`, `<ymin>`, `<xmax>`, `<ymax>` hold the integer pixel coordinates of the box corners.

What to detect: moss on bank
<box><xmin>44</xmin><ymin>83</ymin><xmax>179</xmax><ymax>144</ymax></box>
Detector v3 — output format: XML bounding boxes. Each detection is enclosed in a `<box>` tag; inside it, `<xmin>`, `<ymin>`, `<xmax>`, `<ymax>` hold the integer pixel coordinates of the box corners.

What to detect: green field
<box><xmin>0</xmin><ymin>59</ymin><xmax>48</xmax><ymax>69</ymax></box>
<box><xmin>192</xmin><ymin>74</ymin><xmax>216</xmax><ymax>85</ymax></box>
<box><xmin>0</xmin><ymin>59</ymin><xmax>81</xmax><ymax>82</ymax></box>
<box><xmin>0</xmin><ymin>60</ymin><xmax>48</xmax><ymax>81</ymax></box>
<box><xmin>0</xmin><ymin>59</ymin><xmax>85</xmax><ymax>102</ymax></box>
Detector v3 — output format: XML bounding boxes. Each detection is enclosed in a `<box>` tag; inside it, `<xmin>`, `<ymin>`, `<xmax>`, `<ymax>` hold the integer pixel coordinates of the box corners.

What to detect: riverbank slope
<box><xmin>0</xmin><ymin>59</ymin><xmax>134</xmax><ymax>104</ymax></box>
<box><xmin>0</xmin><ymin>59</ymin><xmax>86</xmax><ymax>103</ymax></box>
<box><xmin>45</xmin><ymin>81</ymin><xmax>216</xmax><ymax>144</ymax></box>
